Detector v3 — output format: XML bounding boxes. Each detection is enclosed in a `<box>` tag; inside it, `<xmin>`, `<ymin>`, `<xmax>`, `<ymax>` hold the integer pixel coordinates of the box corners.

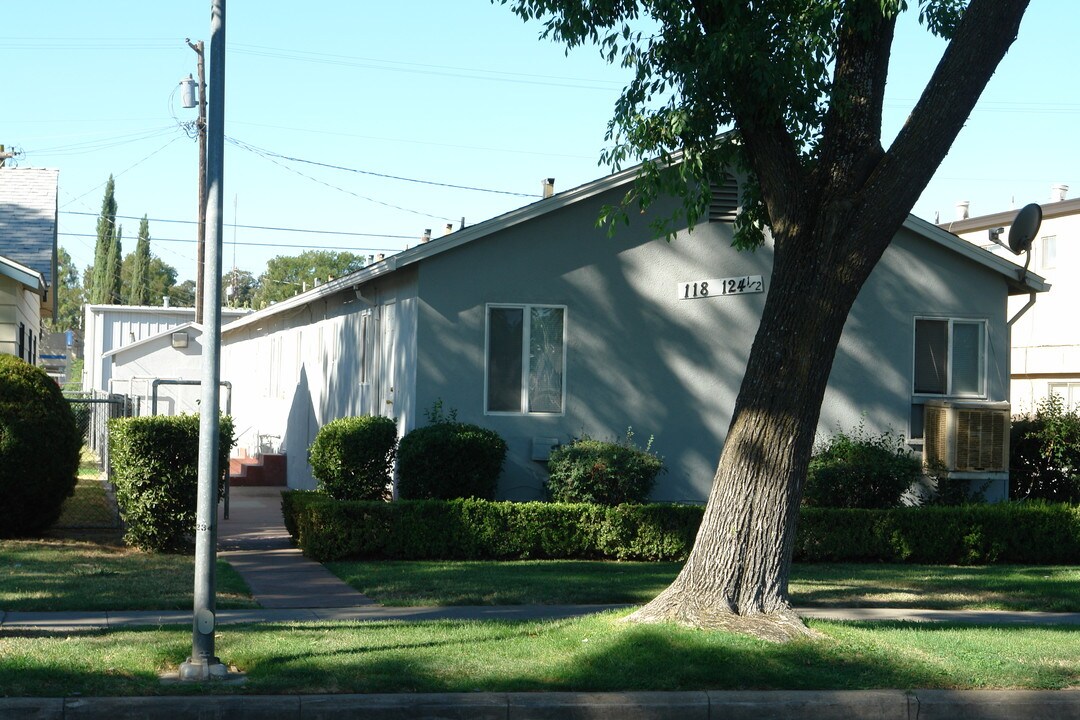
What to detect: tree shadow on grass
<box><xmin>2</xmin><ymin>617</ymin><xmax>1077</xmax><ymax>696</ymax></box>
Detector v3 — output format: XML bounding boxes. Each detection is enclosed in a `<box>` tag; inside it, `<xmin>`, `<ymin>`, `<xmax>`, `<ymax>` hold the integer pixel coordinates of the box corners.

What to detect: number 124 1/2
<box><xmin>678</xmin><ymin>275</ymin><xmax>764</xmax><ymax>300</ymax></box>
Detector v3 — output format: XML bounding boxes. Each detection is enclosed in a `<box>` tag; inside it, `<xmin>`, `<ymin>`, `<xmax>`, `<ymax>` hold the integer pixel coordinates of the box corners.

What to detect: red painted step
<box><xmin>229</xmin><ymin>453</ymin><xmax>286</xmax><ymax>487</ymax></box>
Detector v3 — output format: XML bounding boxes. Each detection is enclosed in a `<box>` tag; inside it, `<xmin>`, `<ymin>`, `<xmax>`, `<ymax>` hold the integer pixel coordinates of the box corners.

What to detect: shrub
<box><xmin>283</xmin><ymin>493</ymin><xmax>1080</xmax><ymax>565</ymax></box>
<box><xmin>794</xmin><ymin>503</ymin><xmax>1080</xmax><ymax>564</ymax></box>
<box><xmin>309</xmin><ymin>415</ymin><xmax>397</xmax><ymax>501</ymax></box>
<box><xmin>109</xmin><ymin>414</ymin><xmax>234</xmax><ymax>552</ymax></box>
<box><xmin>396</xmin><ymin>422</ymin><xmax>507</xmax><ymax>500</ymax></box>
<box><xmin>282</xmin><ymin>492</ymin><xmax>700</xmax><ymax>562</ymax></box>
<box><xmin>923</xmin><ymin>460</ymin><xmax>989</xmax><ymax>506</ymax></box>
<box><xmin>0</xmin><ymin>356</ymin><xmax>81</xmax><ymax>537</ymax></box>
<box><xmin>1010</xmin><ymin>394</ymin><xmax>1080</xmax><ymax>503</ymax></box>
<box><xmin>546</xmin><ymin>429</ymin><xmax>664</xmax><ymax>505</ymax></box>
<box><xmin>802</xmin><ymin>424</ymin><xmax>921</xmax><ymax>509</ymax></box>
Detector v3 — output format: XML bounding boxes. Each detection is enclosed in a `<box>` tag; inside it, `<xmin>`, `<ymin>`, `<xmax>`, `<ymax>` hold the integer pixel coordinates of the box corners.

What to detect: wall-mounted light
<box><xmin>171</xmin><ymin>331</ymin><xmax>190</xmax><ymax>349</ymax></box>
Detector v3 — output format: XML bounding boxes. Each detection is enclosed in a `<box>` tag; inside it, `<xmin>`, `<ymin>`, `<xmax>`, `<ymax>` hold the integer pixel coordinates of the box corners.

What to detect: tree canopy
<box><xmin>253</xmin><ymin>250</ymin><xmax>366</xmax><ymax>308</ymax></box>
<box><xmin>501</xmin><ymin>0</ymin><xmax>1031</xmax><ymax>641</ymax></box>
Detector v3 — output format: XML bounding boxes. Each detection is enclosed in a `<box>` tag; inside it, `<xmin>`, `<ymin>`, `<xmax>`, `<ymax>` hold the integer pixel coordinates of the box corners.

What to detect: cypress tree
<box><xmin>127</xmin><ymin>216</ymin><xmax>152</xmax><ymax>305</ymax></box>
<box><xmin>105</xmin><ymin>225</ymin><xmax>122</xmax><ymax>305</ymax></box>
<box><xmin>90</xmin><ymin>176</ymin><xmax>118</xmax><ymax>304</ymax></box>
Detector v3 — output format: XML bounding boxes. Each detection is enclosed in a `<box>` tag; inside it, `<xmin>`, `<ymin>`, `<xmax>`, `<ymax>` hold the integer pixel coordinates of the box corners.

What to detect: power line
<box><xmin>58</xmin><ymin>231</ymin><xmax>402</xmax><ymax>252</ymax></box>
<box><xmin>60</xmin><ymin>210</ymin><xmax>417</xmax><ymax>240</ymax></box>
<box><xmin>226</xmin><ymin>136</ymin><xmax>541</xmax><ymax>198</ymax></box>
<box><xmin>225</xmin><ymin>137</ymin><xmax>456</xmax><ymax>222</ymax></box>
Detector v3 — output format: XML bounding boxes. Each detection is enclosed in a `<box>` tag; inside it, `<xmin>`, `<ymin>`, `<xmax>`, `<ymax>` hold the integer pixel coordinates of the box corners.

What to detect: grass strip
<box><xmin>0</xmin><ymin>613</ymin><xmax>1076</xmax><ymax>696</ymax></box>
<box><xmin>0</xmin><ymin>540</ymin><xmax>256</xmax><ymax>611</ymax></box>
<box><xmin>791</xmin><ymin>563</ymin><xmax>1080</xmax><ymax>612</ymax></box>
<box><xmin>324</xmin><ymin>560</ymin><xmax>1080</xmax><ymax>612</ymax></box>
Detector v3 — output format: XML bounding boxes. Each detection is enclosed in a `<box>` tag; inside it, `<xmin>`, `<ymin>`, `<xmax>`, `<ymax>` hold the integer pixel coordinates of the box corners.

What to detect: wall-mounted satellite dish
<box><xmin>1007</xmin><ymin>203</ymin><xmax>1043</xmax><ymax>255</ymax></box>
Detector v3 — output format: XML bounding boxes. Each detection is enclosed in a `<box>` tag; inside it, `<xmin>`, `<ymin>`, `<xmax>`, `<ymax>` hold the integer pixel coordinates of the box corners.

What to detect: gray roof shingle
<box><xmin>0</xmin><ymin>167</ymin><xmax>59</xmax><ymax>289</ymax></box>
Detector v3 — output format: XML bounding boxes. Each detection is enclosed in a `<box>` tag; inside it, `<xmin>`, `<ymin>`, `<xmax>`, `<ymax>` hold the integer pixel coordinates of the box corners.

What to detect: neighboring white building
<box><xmin>83</xmin><ymin>304</ymin><xmax>250</xmax><ymax>401</ymax></box>
<box><xmin>941</xmin><ymin>186</ymin><xmax>1076</xmax><ymax>413</ymax></box>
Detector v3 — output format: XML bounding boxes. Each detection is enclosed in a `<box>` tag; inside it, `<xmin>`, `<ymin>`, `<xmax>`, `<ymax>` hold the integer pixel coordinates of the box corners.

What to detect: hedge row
<box><xmin>282</xmin><ymin>491</ymin><xmax>702</xmax><ymax>562</ymax></box>
<box><xmin>796</xmin><ymin>504</ymin><xmax>1080</xmax><ymax>564</ymax></box>
<box><xmin>282</xmin><ymin>492</ymin><xmax>1080</xmax><ymax>564</ymax></box>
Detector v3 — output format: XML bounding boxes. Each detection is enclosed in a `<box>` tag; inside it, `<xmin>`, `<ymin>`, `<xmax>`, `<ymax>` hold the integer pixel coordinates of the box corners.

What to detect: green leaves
<box><xmin>309</xmin><ymin>415</ymin><xmax>398</xmax><ymax>501</ymax></box>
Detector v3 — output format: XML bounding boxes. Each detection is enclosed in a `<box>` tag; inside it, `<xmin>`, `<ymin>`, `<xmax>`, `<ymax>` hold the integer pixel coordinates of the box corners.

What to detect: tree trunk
<box><xmin>626</xmin><ymin>213</ymin><xmax>884</xmax><ymax>642</ymax></box>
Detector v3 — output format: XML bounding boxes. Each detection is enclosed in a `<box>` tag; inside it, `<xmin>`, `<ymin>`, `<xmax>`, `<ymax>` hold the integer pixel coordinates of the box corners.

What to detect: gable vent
<box><xmin>708</xmin><ymin>174</ymin><xmax>739</xmax><ymax>223</ymax></box>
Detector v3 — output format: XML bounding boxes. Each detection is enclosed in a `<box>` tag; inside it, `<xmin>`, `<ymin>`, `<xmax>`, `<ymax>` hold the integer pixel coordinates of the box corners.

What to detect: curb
<box><xmin>3</xmin><ymin>690</ymin><xmax>1079</xmax><ymax>720</ymax></box>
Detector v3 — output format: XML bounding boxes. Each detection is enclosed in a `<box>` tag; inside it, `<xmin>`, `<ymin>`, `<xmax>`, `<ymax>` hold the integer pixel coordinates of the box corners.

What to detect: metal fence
<box><xmin>57</xmin><ymin>392</ymin><xmax>139</xmax><ymax>531</ymax></box>
<box><xmin>66</xmin><ymin>391</ymin><xmax>140</xmax><ymax>475</ymax></box>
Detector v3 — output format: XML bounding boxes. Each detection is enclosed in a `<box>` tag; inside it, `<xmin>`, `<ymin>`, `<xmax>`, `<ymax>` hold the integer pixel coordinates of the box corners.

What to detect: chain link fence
<box><xmin>55</xmin><ymin>392</ymin><xmax>140</xmax><ymax>532</ymax></box>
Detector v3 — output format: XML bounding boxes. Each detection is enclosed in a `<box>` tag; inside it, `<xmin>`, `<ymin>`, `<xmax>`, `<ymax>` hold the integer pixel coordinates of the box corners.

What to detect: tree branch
<box><xmin>688</xmin><ymin>0</ymin><xmax>808</xmax><ymax>231</ymax></box>
<box><xmin>867</xmin><ymin>0</ymin><xmax>1030</xmax><ymax>221</ymax></box>
<box><xmin>816</xmin><ymin>0</ymin><xmax>895</xmax><ymax>199</ymax></box>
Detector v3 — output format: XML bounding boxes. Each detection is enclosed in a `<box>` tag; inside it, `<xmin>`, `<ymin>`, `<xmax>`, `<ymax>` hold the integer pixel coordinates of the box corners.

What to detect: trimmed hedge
<box><xmin>795</xmin><ymin>503</ymin><xmax>1080</xmax><ymax>564</ymax></box>
<box><xmin>283</xmin><ymin>492</ymin><xmax>702</xmax><ymax>562</ymax></box>
<box><xmin>110</xmin><ymin>414</ymin><xmax>234</xmax><ymax>553</ymax></box>
<box><xmin>396</xmin><ymin>422</ymin><xmax>507</xmax><ymax>500</ymax></box>
<box><xmin>0</xmin><ymin>356</ymin><xmax>81</xmax><ymax>537</ymax></box>
<box><xmin>282</xmin><ymin>492</ymin><xmax>1080</xmax><ymax>565</ymax></box>
<box><xmin>309</xmin><ymin>415</ymin><xmax>397</xmax><ymax>501</ymax></box>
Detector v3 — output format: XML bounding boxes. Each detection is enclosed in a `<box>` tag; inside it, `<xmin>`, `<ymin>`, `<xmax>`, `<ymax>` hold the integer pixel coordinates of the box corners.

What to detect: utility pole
<box><xmin>179</xmin><ymin>0</ymin><xmax>227</xmax><ymax>682</ymax></box>
<box><xmin>0</xmin><ymin>145</ymin><xmax>14</xmax><ymax>167</ymax></box>
<box><xmin>186</xmin><ymin>39</ymin><xmax>207</xmax><ymax>325</ymax></box>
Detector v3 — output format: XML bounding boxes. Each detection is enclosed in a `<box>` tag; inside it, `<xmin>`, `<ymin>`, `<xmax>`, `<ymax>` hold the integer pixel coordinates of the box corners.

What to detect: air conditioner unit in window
<box><xmin>922</xmin><ymin>400</ymin><xmax>1011</xmax><ymax>502</ymax></box>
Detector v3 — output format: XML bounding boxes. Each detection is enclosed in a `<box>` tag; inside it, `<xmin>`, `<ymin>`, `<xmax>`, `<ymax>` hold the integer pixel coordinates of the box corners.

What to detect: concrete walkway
<box><xmin>217</xmin><ymin>486</ymin><xmax>375</xmax><ymax>609</ymax></box>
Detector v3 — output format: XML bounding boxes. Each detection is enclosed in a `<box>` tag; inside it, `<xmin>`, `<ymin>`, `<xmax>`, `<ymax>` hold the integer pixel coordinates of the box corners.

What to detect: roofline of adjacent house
<box><xmin>903</xmin><ymin>214</ymin><xmax>1049</xmax><ymax>295</ymax></box>
<box><xmin>221</xmin><ymin>167</ymin><xmax>1047</xmax><ymax>335</ymax></box>
<box><xmin>102</xmin><ymin>322</ymin><xmax>202</xmax><ymax>359</ymax></box>
<box><xmin>222</xmin><ymin>164</ymin><xmax>645</xmax><ymax>335</ymax></box>
<box><xmin>937</xmin><ymin>196</ymin><xmax>1080</xmax><ymax>234</ymax></box>
<box><xmin>86</xmin><ymin>303</ymin><xmax>252</xmax><ymax>315</ymax></box>
<box><xmin>0</xmin><ymin>254</ymin><xmax>47</xmax><ymax>295</ymax></box>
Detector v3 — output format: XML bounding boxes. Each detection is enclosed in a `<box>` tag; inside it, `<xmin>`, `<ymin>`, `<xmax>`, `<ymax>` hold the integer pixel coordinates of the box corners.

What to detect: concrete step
<box><xmin>228</xmin><ymin>453</ymin><xmax>286</xmax><ymax>487</ymax></box>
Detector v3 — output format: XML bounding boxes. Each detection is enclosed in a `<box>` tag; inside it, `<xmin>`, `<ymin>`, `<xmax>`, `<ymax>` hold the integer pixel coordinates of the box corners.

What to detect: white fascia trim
<box><xmin>903</xmin><ymin>214</ymin><xmax>1049</xmax><ymax>295</ymax></box>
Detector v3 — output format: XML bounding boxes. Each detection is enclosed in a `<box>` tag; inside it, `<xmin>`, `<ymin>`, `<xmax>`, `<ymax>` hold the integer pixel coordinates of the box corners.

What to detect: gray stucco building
<box><xmin>219</xmin><ymin>166</ymin><xmax>1047</xmax><ymax>502</ymax></box>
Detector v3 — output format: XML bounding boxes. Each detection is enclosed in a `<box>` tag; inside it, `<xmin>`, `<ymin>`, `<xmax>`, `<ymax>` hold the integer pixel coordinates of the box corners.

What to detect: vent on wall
<box><xmin>923</xmin><ymin>401</ymin><xmax>1009</xmax><ymax>472</ymax></box>
<box><xmin>708</xmin><ymin>174</ymin><xmax>739</xmax><ymax>223</ymax></box>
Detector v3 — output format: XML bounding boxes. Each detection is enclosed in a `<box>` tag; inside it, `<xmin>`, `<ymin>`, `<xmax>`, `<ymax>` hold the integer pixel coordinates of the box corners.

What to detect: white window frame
<box><xmin>1049</xmin><ymin>382</ymin><xmax>1080</xmax><ymax>410</ymax></box>
<box><xmin>912</xmin><ymin>316</ymin><xmax>988</xmax><ymax>399</ymax></box>
<box><xmin>484</xmin><ymin>303</ymin><xmax>567</xmax><ymax>416</ymax></box>
<box><xmin>1040</xmin><ymin>235</ymin><xmax>1057</xmax><ymax>271</ymax></box>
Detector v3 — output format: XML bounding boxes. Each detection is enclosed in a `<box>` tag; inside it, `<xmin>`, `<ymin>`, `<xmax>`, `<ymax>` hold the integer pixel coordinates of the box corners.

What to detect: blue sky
<box><xmin>4</xmin><ymin>1</ymin><xmax>1076</xmax><ymax>285</ymax></box>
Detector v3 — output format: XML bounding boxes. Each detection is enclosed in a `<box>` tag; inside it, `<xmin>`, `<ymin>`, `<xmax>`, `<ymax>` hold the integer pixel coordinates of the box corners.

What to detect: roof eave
<box><xmin>903</xmin><ymin>215</ymin><xmax>1049</xmax><ymax>295</ymax></box>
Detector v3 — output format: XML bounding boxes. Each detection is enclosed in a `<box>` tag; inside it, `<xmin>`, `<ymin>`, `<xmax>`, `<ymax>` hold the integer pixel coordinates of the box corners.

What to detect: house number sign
<box><xmin>677</xmin><ymin>275</ymin><xmax>764</xmax><ymax>300</ymax></box>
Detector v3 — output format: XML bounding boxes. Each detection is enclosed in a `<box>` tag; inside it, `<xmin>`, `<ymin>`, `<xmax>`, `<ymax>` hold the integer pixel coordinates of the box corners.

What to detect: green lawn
<box><xmin>0</xmin><ymin>613</ymin><xmax>1076</xmax><ymax>696</ymax></box>
<box><xmin>324</xmin><ymin>560</ymin><xmax>1080</xmax><ymax>612</ymax></box>
<box><xmin>791</xmin><ymin>563</ymin><xmax>1080</xmax><ymax>612</ymax></box>
<box><xmin>4</xmin><ymin>539</ymin><xmax>1077</xmax><ymax>614</ymax></box>
<box><xmin>0</xmin><ymin>540</ymin><xmax>256</xmax><ymax>611</ymax></box>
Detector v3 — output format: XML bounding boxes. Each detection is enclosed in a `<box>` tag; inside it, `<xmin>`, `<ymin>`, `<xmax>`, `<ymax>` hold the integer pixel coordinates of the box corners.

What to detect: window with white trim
<box><xmin>1040</xmin><ymin>235</ymin><xmax>1057</xmax><ymax>270</ymax></box>
<box><xmin>913</xmin><ymin>317</ymin><xmax>987</xmax><ymax>397</ymax></box>
<box><xmin>486</xmin><ymin>304</ymin><xmax>565</xmax><ymax>414</ymax></box>
<box><xmin>1049</xmin><ymin>382</ymin><xmax>1080</xmax><ymax>410</ymax></box>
